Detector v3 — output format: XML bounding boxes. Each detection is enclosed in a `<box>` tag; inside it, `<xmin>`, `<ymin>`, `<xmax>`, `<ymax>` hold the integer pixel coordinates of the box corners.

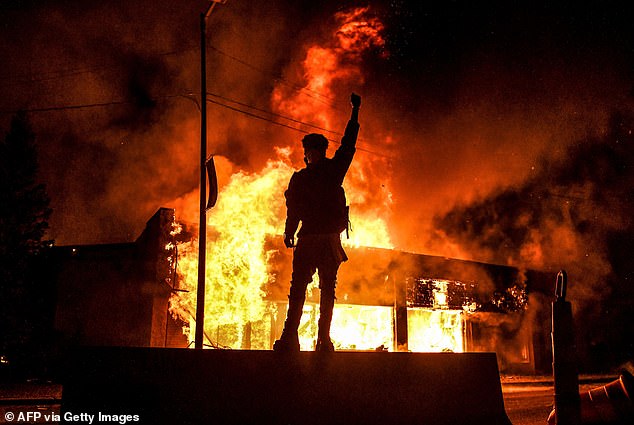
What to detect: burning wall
<box><xmin>43</xmin><ymin>204</ymin><xmax>547</xmax><ymax>372</ymax></box>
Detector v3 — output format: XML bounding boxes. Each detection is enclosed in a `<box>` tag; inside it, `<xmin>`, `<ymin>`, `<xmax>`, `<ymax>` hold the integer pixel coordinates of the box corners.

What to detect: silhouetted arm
<box><xmin>342</xmin><ymin>93</ymin><xmax>360</xmax><ymax>148</ymax></box>
<box><xmin>332</xmin><ymin>93</ymin><xmax>361</xmax><ymax>182</ymax></box>
<box><xmin>284</xmin><ymin>173</ymin><xmax>301</xmax><ymax>247</ymax></box>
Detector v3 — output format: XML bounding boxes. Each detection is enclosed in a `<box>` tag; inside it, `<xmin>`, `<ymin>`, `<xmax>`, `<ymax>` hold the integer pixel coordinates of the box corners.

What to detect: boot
<box><xmin>273</xmin><ymin>292</ymin><xmax>304</xmax><ymax>352</ymax></box>
<box><xmin>316</xmin><ymin>288</ymin><xmax>335</xmax><ymax>352</ymax></box>
<box><xmin>273</xmin><ymin>331</ymin><xmax>299</xmax><ymax>352</ymax></box>
<box><xmin>315</xmin><ymin>337</ymin><xmax>334</xmax><ymax>352</ymax></box>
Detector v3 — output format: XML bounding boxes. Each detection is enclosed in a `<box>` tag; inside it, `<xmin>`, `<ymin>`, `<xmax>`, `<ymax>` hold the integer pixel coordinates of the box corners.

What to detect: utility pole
<box><xmin>195</xmin><ymin>0</ymin><xmax>227</xmax><ymax>350</ymax></box>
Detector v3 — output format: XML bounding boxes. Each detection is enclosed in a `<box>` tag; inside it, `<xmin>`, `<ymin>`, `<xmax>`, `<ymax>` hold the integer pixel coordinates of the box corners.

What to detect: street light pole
<box><xmin>195</xmin><ymin>0</ymin><xmax>226</xmax><ymax>350</ymax></box>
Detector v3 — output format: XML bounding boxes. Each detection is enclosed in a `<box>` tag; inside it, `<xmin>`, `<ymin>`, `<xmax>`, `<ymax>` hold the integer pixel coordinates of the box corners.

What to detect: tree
<box><xmin>0</xmin><ymin>112</ymin><xmax>52</xmax><ymax>367</ymax></box>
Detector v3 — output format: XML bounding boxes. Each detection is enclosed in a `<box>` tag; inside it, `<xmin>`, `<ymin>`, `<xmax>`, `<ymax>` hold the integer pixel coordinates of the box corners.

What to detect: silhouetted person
<box><xmin>274</xmin><ymin>93</ymin><xmax>361</xmax><ymax>352</ymax></box>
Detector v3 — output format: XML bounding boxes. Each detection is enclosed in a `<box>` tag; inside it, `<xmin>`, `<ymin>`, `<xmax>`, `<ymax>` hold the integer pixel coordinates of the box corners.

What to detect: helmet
<box><xmin>301</xmin><ymin>133</ymin><xmax>328</xmax><ymax>154</ymax></box>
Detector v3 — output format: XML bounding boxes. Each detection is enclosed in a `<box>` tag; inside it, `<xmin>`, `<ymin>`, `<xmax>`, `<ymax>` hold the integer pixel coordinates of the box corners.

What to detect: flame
<box><xmin>407</xmin><ymin>309</ymin><xmax>464</xmax><ymax>353</ymax></box>
<box><xmin>169</xmin><ymin>155</ymin><xmax>293</xmax><ymax>348</ymax></box>
<box><xmin>330</xmin><ymin>304</ymin><xmax>394</xmax><ymax>351</ymax></box>
<box><xmin>167</xmin><ymin>0</ymin><xmax>472</xmax><ymax>352</ymax></box>
<box><xmin>405</xmin><ymin>279</ymin><xmax>466</xmax><ymax>353</ymax></box>
<box><xmin>169</xmin><ymin>7</ymin><xmax>396</xmax><ymax>349</ymax></box>
<box><xmin>271</xmin><ymin>5</ymin><xmax>392</xmax><ymax>250</ymax></box>
<box><xmin>272</xmin><ymin>6</ymin><xmax>385</xmax><ymax>128</ymax></box>
<box><xmin>293</xmin><ymin>303</ymin><xmax>394</xmax><ymax>351</ymax></box>
<box><xmin>335</xmin><ymin>6</ymin><xmax>385</xmax><ymax>54</ymax></box>
<box><xmin>169</xmin><ymin>149</ymin><xmax>394</xmax><ymax>348</ymax></box>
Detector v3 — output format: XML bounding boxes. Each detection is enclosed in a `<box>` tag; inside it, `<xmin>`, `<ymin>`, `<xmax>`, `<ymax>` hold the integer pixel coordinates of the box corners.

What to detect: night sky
<box><xmin>2</xmin><ymin>1</ymin><xmax>634</xmax><ymax>309</ymax></box>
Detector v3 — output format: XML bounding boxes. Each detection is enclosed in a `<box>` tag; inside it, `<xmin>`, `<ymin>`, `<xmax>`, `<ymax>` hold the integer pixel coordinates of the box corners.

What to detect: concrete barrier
<box><xmin>61</xmin><ymin>347</ymin><xmax>510</xmax><ymax>425</ymax></box>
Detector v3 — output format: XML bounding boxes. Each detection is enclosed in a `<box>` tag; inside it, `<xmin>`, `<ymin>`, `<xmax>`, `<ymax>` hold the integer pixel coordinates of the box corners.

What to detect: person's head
<box><xmin>302</xmin><ymin>133</ymin><xmax>328</xmax><ymax>165</ymax></box>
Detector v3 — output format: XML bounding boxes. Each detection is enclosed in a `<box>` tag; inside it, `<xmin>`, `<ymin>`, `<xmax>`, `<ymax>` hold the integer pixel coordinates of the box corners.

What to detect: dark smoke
<box><xmin>435</xmin><ymin>112</ymin><xmax>633</xmax><ymax>279</ymax></box>
<box><xmin>0</xmin><ymin>1</ymin><xmax>317</xmax><ymax>244</ymax></box>
<box><xmin>434</xmin><ymin>111</ymin><xmax>634</xmax><ymax>365</ymax></box>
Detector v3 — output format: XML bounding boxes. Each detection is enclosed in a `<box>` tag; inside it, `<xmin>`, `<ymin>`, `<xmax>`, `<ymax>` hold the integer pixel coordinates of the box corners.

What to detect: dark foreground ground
<box><xmin>0</xmin><ymin>375</ymin><xmax>616</xmax><ymax>425</ymax></box>
<box><xmin>501</xmin><ymin>375</ymin><xmax>617</xmax><ymax>425</ymax></box>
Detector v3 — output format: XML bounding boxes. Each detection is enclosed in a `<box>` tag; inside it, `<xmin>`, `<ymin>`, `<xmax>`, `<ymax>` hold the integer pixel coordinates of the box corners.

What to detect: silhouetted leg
<box><xmin>316</xmin><ymin>284</ymin><xmax>336</xmax><ymax>352</ymax></box>
<box><xmin>285</xmin><ymin>284</ymin><xmax>306</xmax><ymax>330</ymax></box>
<box><xmin>274</xmin><ymin>282</ymin><xmax>309</xmax><ymax>352</ymax></box>
<box><xmin>315</xmin><ymin>261</ymin><xmax>340</xmax><ymax>352</ymax></box>
<box><xmin>274</xmin><ymin>242</ymin><xmax>314</xmax><ymax>352</ymax></box>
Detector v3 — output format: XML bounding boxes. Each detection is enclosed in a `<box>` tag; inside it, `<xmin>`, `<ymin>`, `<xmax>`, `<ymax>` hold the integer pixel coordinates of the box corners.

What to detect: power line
<box><xmin>207</xmin><ymin>91</ymin><xmax>341</xmax><ymax>136</ymax></box>
<box><xmin>0</xmin><ymin>42</ymin><xmax>346</xmax><ymax>114</ymax></box>
<box><xmin>0</xmin><ymin>93</ymin><xmax>393</xmax><ymax>159</ymax></box>
<box><xmin>207</xmin><ymin>92</ymin><xmax>391</xmax><ymax>158</ymax></box>
<box><xmin>205</xmin><ymin>96</ymin><xmax>392</xmax><ymax>159</ymax></box>
<box><xmin>206</xmin><ymin>91</ymin><xmax>387</xmax><ymax>153</ymax></box>
<box><xmin>0</xmin><ymin>46</ymin><xmax>199</xmax><ymax>85</ymax></box>
<box><xmin>0</xmin><ymin>100</ymin><xmax>132</xmax><ymax>114</ymax></box>
<box><xmin>2</xmin><ymin>67</ymin><xmax>112</xmax><ymax>85</ymax></box>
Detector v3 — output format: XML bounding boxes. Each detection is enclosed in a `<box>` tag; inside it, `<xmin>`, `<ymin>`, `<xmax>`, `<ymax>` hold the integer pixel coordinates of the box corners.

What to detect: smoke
<box><xmin>434</xmin><ymin>111</ymin><xmax>634</xmax><ymax>318</ymax></box>
<box><xmin>0</xmin><ymin>1</ymin><xmax>310</xmax><ymax>244</ymax></box>
<box><xmin>2</xmin><ymin>1</ymin><xmax>633</xmax><ymax>283</ymax></box>
<box><xmin>384</xmin><ymin>54</ymin><xmax>631</xmax><ymax>252</ymax></box>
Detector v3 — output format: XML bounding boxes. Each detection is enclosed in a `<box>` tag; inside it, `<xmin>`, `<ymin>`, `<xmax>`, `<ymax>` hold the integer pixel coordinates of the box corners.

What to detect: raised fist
<box><xmin>283</xmin><ymin>234</ymin><xmax>295</xmax><ymax>248</ymax></box>
<box><xmin>351</xmin><ymin>93</ymin><xmax>361</xmax><ymax>108</ymax></box>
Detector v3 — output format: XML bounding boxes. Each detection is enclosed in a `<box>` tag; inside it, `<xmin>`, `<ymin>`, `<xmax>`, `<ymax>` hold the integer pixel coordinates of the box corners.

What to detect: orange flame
<box><xmin>169</xmin><ymin>7</ymin><xmax>394</xmax><ymax>349</ymax></box>
<box><xmin>169</xmin><ymin>154</ymin><xmax>293</xmax><ymax>348</ymax></box>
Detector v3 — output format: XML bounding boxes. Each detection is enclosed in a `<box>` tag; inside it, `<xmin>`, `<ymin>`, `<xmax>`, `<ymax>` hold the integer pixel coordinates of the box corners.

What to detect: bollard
<box><xmin>551</xmin><ymin>270</ymin><xmax>581</xmax><ymax>425</ymax></box>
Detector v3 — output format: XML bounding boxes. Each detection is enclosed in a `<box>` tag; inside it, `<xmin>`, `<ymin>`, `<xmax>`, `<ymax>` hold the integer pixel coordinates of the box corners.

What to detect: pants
<box><xmin>284</xmin><ymin>234</ymin><xmax>347</xmax><ymax>338</ymax></box>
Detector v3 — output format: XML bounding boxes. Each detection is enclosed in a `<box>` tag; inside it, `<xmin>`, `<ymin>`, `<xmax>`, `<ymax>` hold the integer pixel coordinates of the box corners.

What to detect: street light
<box><xmin>195</xmin><ymin>0</ymin><xmax>228</xmax><ymax>350</ymax></box>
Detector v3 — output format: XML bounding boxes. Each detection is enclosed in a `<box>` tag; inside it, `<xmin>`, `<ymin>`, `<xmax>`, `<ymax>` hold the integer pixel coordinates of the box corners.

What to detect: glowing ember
<box><xmin>433</xmin><ymin>280</ymin><xmax>449</xmax><ymax>309</ymax></box>
<box><xmin>407</xmin><ymin>278</ymin><xmax>480</xmax><ymax>312</ymax></box>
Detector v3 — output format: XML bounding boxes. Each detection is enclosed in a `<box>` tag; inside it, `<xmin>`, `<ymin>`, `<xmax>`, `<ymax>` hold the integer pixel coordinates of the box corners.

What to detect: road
<box><xmin>502</xmin><ymin>380</ymin><xmax>615</xmax><ymax>425</ymax></box>
<box><xmin>503</xmin><ymin>383</ymin><xmax>554</xmax><ymax>425</ymax></box>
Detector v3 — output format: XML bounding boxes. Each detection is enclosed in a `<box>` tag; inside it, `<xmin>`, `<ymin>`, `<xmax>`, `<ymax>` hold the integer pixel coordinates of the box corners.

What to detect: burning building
<box><xmin>38</xmin><ymin>202</ymin><xmax>556</xmax><ymax>377</ymax></box>
<box><xmin>46</xmin><ymin>207</ymin><xmax>553</xmax><ymax>374</ymax></box>
<box><xmin>167</xmin><ymin>205</ymin><xmax>554</xmax><ymax>373</ymax></box>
